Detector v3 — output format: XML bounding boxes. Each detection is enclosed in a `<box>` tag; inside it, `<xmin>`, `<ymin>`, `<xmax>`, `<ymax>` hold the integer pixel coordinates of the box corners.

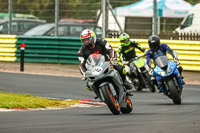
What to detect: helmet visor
<box><xmin>81</xmin><ymin>37</ymin><xmax>93</xmax><ymax>46</ymax></box>
<box><xmin>121</xmin><ymin>39</ymin><xmax>129</xmax><ymax>43</ymax></box>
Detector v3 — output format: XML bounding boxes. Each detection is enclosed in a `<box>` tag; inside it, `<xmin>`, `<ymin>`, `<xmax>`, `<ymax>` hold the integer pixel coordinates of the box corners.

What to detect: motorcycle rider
<box><xmin>146</xmin><ymin>35</ymin><xmax>185</xmax><ymax>93</ymax></box>
<box><xmin>78</xmin><ymin>29</ymin><xmax>133</xmax><ymax>94</ymax></box>
<box><xmin>118</xmin><ymin>33</ymin><xmax>145</xmax><ymax>82</ymax></box>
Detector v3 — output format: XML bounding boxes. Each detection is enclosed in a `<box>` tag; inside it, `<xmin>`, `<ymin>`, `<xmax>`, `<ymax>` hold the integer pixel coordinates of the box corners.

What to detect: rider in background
<box><xmin>118</xmin><ymin>33</ymin><xmax>145</xmax><ymax>81</ymax></box>
<box><xmin>78</xmin><ymin>29</ymin><xmax>133</xmax><ymax>92</ymax></box>
<box><xmin>145</xmin><ymin>35</ymin><xmax>185</xmax><ymax>92</ymax></box>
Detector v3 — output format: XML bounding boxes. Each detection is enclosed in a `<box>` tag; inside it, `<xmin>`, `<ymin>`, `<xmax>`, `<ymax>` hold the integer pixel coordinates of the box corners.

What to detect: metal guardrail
<box><xmin>0</xmin><ymin>35</ymin><xmax>200</xmax><ymax>71</ymax></box>
<box><xmin>0</xmin><ymin>35</ymin><xmax>17</xmax><ymax>61</ymax></box>
<box><xmin>16</xmin><ymin>36</ymin><xmax>81</xmax><ymax>64</ymax></box>
<box><xmin>106</xmin><ymin>38</ymin><xmax>200</xmax><ymax>71</ymax></box>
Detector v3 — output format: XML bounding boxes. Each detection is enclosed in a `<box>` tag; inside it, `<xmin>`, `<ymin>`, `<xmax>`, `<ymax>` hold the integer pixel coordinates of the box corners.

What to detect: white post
<box><xmin>153</xmin><ymin>0</ymin><xmax>157</xmax><ymax>35</ymax></box>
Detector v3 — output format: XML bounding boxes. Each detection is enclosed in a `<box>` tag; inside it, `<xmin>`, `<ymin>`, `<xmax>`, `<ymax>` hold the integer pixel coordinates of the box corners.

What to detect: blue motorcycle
<box><xmin>154</xmin><ymin>56</ymin><xmax>183</xmax><ymax>105</ymax></box>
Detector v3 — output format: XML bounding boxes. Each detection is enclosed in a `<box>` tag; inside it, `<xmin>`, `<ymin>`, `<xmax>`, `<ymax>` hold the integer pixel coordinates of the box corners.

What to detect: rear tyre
<box><xmin>166</xmin><ymin>80</ymin><xmax>181</xmax><ymax>105</ymax></box>
<box><xmin>100</xmin><ymin>85</ymin><xmax>121</xmax><ymax>115</ymax></box>
<box><xmin>144</xmin><ymin>73</ymin><xmax>156</xmax><ymax>93</ymax></box>
<box><xmin>120</xmin><ymin>97</ymin><xmax>133</xmax><ymax>114</ymax></box>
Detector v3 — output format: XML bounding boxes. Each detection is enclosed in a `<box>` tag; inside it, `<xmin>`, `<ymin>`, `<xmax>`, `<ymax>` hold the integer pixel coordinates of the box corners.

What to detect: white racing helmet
<box><xmin>80</xmin><ymin>29</ymin><xmax>96</xmax><ymax>47</ymax></box>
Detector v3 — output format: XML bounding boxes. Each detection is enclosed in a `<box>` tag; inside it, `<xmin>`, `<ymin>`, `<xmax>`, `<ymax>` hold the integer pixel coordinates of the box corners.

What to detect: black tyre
<box><xmin>100</xmin><ymin>85</ymin><xmax>121</xmax><ymax>115</ymax></box>
<box><xmin>135</xmin><ymin>86</ymin><xmax>143</xmax><ymax>91</ymax></box>
<box><xmin>166</xmin><ymin>80</ymin><xmax>181</xmax><ymax>105</ymax></box>
<box><xmin>144</xmin><ymin>73</ymin><xmax>156</xmax><ymax>93</ymax></box>
<box><xmin>132</xmin><ymin>78</ymin><xmax>142</xmax><ymax>91</ymax></box>
<box><xmin>120</xmin><ymin>97</ymin><xmax>133</xmax><ymax>114</ymax></box>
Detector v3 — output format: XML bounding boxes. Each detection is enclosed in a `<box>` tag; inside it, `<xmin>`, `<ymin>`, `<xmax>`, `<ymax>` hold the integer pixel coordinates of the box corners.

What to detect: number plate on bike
<box><xmin>92</xmin><ymin>66</ymin><xmax>103</xmax><ymax>75</ymax></box>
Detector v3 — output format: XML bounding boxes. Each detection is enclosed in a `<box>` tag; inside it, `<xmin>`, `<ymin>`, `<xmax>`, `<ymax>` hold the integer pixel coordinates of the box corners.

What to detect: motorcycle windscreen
<box><xmin>86</xmin><ymin>54</ymin><xmax>105</xmax><ymax>69</ymax></box>
<box><xmin>154</xmin><ymin>56</ymin><xmax>168</xmax><ymax>68</ymax></box>
<box><xmin>134</xmin><ymin>58</ymin><xmax>145</xmax><ymax>68</ymax></box>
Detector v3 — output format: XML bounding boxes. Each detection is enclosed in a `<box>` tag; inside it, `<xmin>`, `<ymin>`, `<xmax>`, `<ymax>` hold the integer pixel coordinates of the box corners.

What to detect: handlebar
<box><xmin>129</xmin><ymin>54</ymin><xmax>146</xmax><ymax>63</ymax></box>
<box><xmin>138</xmin><ymin>54</ymin><xmax>146</xmax><ymax>58</ymax></box>
<box><xmin>121</xmin><ymin>54</ymin><xmax>146</xmax><ymax>65</ymax></box>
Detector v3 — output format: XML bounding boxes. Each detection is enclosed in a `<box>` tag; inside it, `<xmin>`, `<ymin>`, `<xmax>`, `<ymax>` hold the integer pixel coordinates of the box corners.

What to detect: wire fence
<box><xmin>0</xmin><ymin>0</ymin><xmax>101</xmax><ymax>21</ymax></box>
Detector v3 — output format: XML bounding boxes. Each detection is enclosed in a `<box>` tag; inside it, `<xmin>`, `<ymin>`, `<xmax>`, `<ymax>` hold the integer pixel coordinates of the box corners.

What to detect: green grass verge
<box><xmin>0</xmin><ymin>92</ymin><xmax>79</xmax><ymax>109</ymax></box>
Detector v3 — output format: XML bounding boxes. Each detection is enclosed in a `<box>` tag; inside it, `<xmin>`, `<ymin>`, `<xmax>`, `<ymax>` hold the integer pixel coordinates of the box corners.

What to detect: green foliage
<box><xmin>110</xmin><ymin>0</ymin><xmax>139</xmax><ymax>8</ymax></box>
<box><xmin>11</xmin><ymin>0</ymin><xmax>55</xmax><ymax>22</ymax></box>
<box><xmin>0</xmin><ymin>0</ymin><xmax>199</xmax><ymax>22</ymax></box>
<box><xmin>62</xmin><ymin>0</ymin><xmax>101</xmax><ymax>20</ymax></box>
<box><xmin>188</xmin><ymin>0</ymin><xmax>200</xmax><ymax>5</ymax></box>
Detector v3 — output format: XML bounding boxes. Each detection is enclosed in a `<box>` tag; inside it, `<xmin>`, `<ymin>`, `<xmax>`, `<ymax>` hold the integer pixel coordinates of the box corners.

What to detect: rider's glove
<box><xmin>122</xmin><ymin>61</ymin><xmax>129</xmax><ymax>65</ymax></box>
<box><xmin>110</xmin><ymin>60</ymin><xmax>118</xmax><ymax>65</ymax></box>
<box><xmin>173</xmin><ymin>57</ymin><xmax>180</xmax><ymax>65</ymax></box>
<box><xmin>81</xmin><ymin>73</ymin><xmax>87</xmax><ymax>81</ymax></box>
<box><xmin>148</xmin><ymin>68</ymin><xmax>153</xmax><ymax>75</ymax></box>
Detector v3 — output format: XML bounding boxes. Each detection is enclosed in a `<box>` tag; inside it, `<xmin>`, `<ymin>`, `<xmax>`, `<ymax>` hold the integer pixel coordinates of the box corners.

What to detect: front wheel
<box><xmin>100</xmin><ymin>85</ymin><xmax>121</xmax><ymax>115</ymax></box>
<box><xmin>166</xmin><ymin>80</ymin><xmax>181</xmax><ymax>105</ymax></box>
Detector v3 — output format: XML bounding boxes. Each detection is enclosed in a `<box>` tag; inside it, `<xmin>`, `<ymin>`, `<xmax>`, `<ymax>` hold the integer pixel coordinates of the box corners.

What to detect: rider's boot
<box><xmin>86</xmin><ymin>82</ymin><xmax>99</xmax><ymax>99</ymax></box>
<box><xmin>182</xmin><ymin>80</ymin><xmax>185</xmax><ymax>85</ymax></box>
<box><xmin>86</xmin><ymin>81</ymin><xmax>93</xmax><ymax>91</ymax></box>
<box><xmin>126</xmin><ymin>90</ymin><xmax>133</xmax><ymax>97</ymax></box>
<box><xmin>120</xmin><ymin>67</ymin><xmax>133</xmax><ymax>96</ymax></box>
<box><xmin>177</xmin><ymin>65</ymin><xmax>185</xmax><ymax>85</ymax></box>
<box><xmin>123</xmin><ymin>79</ymin><xmax>134</xmax><ymax>96</ymax></box>
<box><xmin>180</xmin><ymin>74</ymin><xmax>185</xmax><ymax>85</ymax></box>
<box><xmin>123</xmin><ymin>79</ymin><xmax>133</xmax><ymax>90</ymax></box>
<box><xmin>181</xmin><ymin>76</ymin><xmax>185</xmax><ymax>85</ymax></box>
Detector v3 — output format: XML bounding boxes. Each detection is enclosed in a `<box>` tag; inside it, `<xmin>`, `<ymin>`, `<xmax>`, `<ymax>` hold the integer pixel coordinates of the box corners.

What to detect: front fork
<box><xmin>163</xmin><ymin>76</ymin><xmax>181</xmax><ymax>96</ymax></box>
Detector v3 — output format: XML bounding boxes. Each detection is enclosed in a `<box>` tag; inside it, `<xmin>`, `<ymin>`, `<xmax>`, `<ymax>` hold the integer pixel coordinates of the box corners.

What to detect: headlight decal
<box><xmin>158</xmin><ymin>71</ymin><xmax>166</xmax><ymax>76</ymax></box>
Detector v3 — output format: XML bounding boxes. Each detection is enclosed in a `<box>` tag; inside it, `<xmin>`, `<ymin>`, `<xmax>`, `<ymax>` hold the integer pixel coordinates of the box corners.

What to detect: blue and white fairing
<box><xmin>154</xmin><ymin>56</ymin><xmax>177</xmax><ymax>77</ymax></box>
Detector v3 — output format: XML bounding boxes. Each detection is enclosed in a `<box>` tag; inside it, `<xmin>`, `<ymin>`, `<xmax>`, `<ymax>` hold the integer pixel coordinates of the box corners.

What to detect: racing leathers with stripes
<box><xmin>78</xmin><ymin>38</ymin><xmax>128</xmax><ymax>83</ymax></box>
<box><xmin>145</xmin><ymin>43</ymin><xmax>184</xmax><ymax>93</ymax></box>
<box><xmin>78</xmin><ymin>39</ymin><xmax>116</xmax><ymax>74</ymax></box>
<box><xmin>118</xmin><ymin>41</ymin><xmax>145</xmax><ymax>77</ymax></box>
<box><xmin>119</xmin><ymin>41</ymin><xmax>145</xmax><ymax>62</ymax></box>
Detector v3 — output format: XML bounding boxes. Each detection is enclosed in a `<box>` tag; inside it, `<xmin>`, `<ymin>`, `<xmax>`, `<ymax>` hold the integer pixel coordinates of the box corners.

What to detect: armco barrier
<box><xmin>0</xmin><ymin>35</ymin><xmax>17</xmax><ymax>61</ymax></box>
<box><xmin>16</xmin><ymin>36</ymin><xmax>81</xmax><ymax>64</ymax></box>
<box><xmin>106</xmin><ymin>38</ymin><xmax>200</xmax><ymax>71</ymax></box>
<box><xmin>0</xmin><ymin>35</ymin><xmax>200</xmax><ymax>71</ymax></box>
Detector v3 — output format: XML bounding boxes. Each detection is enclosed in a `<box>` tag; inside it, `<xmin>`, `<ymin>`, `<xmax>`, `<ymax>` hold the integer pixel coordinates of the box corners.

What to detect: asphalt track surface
<box><xmin>0</xmin><ymin>72</ymin><xmax>199</xmax><ymax>133</ymax></box>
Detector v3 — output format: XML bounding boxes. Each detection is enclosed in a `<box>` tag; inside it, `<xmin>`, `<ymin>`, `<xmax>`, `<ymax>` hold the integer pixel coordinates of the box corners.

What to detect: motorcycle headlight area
<box><xmin>158</xmin><ymin>71</ymin><xmax>166</xmax><ymax>76</ymax></box>
<box><xmin>92</xmin><ymin>66</ymin><xmax>103</xmax><ymax>75</ymax></box>
<box><xmin>168</xmin><ymin>66</ymin><xmax>173</xmax><ymax>73</ymax></box>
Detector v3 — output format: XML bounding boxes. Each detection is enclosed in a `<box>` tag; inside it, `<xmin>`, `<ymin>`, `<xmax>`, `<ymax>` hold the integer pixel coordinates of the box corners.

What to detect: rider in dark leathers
<box><xmin>145</xmin><ymin>35</ymin><xmax>185</xmax><ymax>93</ymax></box>
<box><xmin>119</xmin><ymin>33</ymin><xmax>145</xmax><ymax>62</ymax></box>
<box><xmin>118</xmin><ymin>33</ymin><xmax>145</xmax><ymax>81</ymax></box>
<box><xmin>78</xmin><ymin>29</ymin><xmax>133</xmax><ymax>92</ymax></box>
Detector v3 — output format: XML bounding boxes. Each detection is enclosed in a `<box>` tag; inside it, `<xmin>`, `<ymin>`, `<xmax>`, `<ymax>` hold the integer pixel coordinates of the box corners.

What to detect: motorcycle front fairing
<box><xmin>85</xmin><ymin>54</ymin><xmax>126</xmax><ymax>106</ymax></box>
<box><xmin>154</xmin><ymin>56</ymin><xmax>180</xmax><ymax>92</ymax></box>
<box><xmin>86</xmin><ymin>61</ymin><xmax>112</xmax><ymax>99</ymax></box>
<box><xmin>134</xmin><ymin>58</ymin><xmax>144</xmax><ymax>68</ymax></box>
<box><xmin>154</xmin><ymin>60</ymin><xmax>177</xmax><ymax>77</ymax></box>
